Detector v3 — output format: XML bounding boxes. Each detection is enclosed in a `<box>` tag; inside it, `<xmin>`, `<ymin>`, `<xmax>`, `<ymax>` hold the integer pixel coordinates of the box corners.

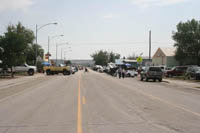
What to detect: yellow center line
<box><xmin>77</xmin><ymin>74</ymin><xmax>82</xmax><ymax>133</ymax></box>
<box><xmin>82</xmin><ymin>96</ymin><xmax>86</xmax><ymax>105</ymax></box>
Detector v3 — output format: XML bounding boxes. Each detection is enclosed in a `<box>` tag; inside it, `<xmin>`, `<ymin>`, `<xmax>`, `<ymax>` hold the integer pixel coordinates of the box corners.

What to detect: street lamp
<box><xmin>64</xmin><ymin>49</ymin><xmax>72</xmax><ymax>60</ymax></box>
<box><xmin>48</xmin><ymin>34</ymin><xmax>64</xmax><ymax>62</ymax></box>
<box><xmin>56</xmin><ymin>42</ymin><xmax>69</xmax><ymax>65</ymax></box>
<box><xmin>61</xmin><ymin>47</ymin><xmax>71</xmax><ymax>63</ymax></box>
<box><xmin>35</xmin><ymin>22</ymin><xmax>57</xmax><ymax>65</ymax></box>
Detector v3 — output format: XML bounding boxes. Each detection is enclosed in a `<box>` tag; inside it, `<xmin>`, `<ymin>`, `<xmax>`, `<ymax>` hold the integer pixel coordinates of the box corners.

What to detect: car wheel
<box><xmin>63</xmin><ymin>70</ymin><xmax>70</xmax><ymax>75</ymax></box>
<box><xmin>153</xmin><ymin>79</ymin><xmax>156</xmax><ymax>82</ymax></box>
<box><xmin>140</xmin><ymin>77</ymin><xmax>143</xmax><ymax>81</ymax></box>
<box><xmin>127</xmin><ymin>73</ymin><xmax>131</xmax><ymax>77</ymax></box>
<box><xmin>46</xmin><ymin>70</ymin><xmax>51</xmax><ymax>75</ymax></box>
<box><xmin>169</xmin><ymin>74</ymin><xmax>173</xmax><ymax>78</ymax></box>
<box><xmin>159</xmin><ymin>78</ymin><xmax>162</xmax><ymax>82</ymax></box>
<box><xmin>63</xmin><ymin>70</ymin><xmax>67</xmax><ymax>75</ymax></box>
<box><xmin>28</xmin><ymin>69</ymin><xmax>34</xmax><ymax>76</ymax></box>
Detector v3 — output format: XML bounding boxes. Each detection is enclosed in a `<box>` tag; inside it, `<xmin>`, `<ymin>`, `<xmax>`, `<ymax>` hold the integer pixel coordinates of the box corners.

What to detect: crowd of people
<box><xmin>116</xmin><ymin>67</ymin><xmax>126</xmax><ymax>79</ymax></box>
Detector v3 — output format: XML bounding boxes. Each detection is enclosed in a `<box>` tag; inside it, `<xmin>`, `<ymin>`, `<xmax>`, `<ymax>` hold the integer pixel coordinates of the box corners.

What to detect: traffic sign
<box><xmin>137</xmin><ymin>57</ymin><xmax>143</xmax><ymax>63</ymax></box>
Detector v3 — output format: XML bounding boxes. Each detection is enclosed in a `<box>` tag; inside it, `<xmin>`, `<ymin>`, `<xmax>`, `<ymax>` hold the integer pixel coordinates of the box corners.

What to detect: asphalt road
<box><xmin>0</xmin><ymin>70</ymin><xmax>200</xmax><ymax>133</ymax></box>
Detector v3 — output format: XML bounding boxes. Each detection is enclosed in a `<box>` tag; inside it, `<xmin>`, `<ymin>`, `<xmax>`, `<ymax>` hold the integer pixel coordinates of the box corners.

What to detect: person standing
<box><xmin>118</xmin><ymin>67</ymin><xmax>122</xmax><ymax>79</ymax></box>
<box><xmin>122</xmin><ymin>68</ymin><xmax>125</xmax><ymax>79</ymax></box>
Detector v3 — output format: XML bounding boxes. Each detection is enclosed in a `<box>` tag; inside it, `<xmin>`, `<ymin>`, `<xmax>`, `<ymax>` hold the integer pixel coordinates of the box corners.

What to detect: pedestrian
<box><xmin>122</xmin><ymin>68</ymin><xmax>125</xmax><ymax>79</ymax></box>
<box><xmin>118</xmin><ymin>67</ymin><xmax>122</xmax><ymax>79</ymax></box>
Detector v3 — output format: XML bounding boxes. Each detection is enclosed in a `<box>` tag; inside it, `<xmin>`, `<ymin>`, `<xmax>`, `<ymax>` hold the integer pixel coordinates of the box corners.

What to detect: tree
<box><xmin>108</xmin><ymin>52</ymin><xmax>120</xmax><ymax>63</ymax></box>
<box><xmin>25</xmin><ymin>44</ymin><xmax>44</xmax><ymax>65</ymax></box>
<box><xmin>127</xmin><ymin>53</ymin><xmax>137</xmax><ymax>60</ymax></box>
<box><xmin>0</xmin><ymin>22</ymin><xmax>35</xmax><ymax>77</ymax></box>
<box><xmin>172</xmin><ymin>19</ymin><xmax>200</xmax><ymax>65</ymax></box>
<box><xmin>91</xmin><ymin>50</ymin><xmax>109</xmax><ymax>66</ymax></box>
<box><xmin>65</xmin><ymin>60</ymin><xmax>72</xmax><ymax>65</ymax></box>
<box><xmin>91</xmin><ymin>50</ymin><xmax>120</xmax><ymax>66</ymax></box>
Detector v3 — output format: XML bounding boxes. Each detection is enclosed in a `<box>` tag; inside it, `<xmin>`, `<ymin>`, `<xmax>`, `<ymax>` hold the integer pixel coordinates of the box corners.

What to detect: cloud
<box><xmin>0</xmin><ymin>0</ymin><xmax>34</xmax><ymax>12</ymax></box>
<box><xmin>132</xmin><ymin>0</ymin><xmax>189</xmax><ymax>7</ymax></box>
<box><xmin>103</xmin><ymin>13</ymin><xmax>119</xmax><ymax>19</ymax></box>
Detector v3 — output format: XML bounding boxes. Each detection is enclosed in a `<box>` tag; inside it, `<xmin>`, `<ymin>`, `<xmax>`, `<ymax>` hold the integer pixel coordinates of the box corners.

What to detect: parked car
<box><xmin>185</xmin><ymin>66</ymin><xmax>200</xmax><ymax>80</ymax></box>
<box><xmin>140</xmin><ymin>66</ymin><xmax>163</xmax><ymax>82</ymax></box>
<box><xmin>126</xmin><ymin>69</ymin><xmax>138</xmax><ymax>77</ymax></box>
<box><xmin>165</xmin><ymin>66</ymin><xmax>188</xmax><ymax>77</ymax></box>
<box><xmin>93</xmin><ymin>65</ymin><xmax>103</xmax><ymax>71</ymax></box>
<box><xmin>71</xmin><ymin>66</ymin><xmax>78</xmax><ymax>74</ymax></box>
<box><xmin>13</xmin><ymin>64</ymin><xmax>37</xmax><ymax>76</ymax></box>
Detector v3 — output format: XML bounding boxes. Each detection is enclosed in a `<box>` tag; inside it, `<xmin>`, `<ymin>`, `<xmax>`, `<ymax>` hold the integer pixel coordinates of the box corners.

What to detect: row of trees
<box><xmin>91</xmin><ymin>50</ymin><xmax>120</xmax><ymax>66</ymax></box>
<box><xmin>0</xmin><ymin>22</ymin><xmax>44</xmax><ymax>77</ymax></box>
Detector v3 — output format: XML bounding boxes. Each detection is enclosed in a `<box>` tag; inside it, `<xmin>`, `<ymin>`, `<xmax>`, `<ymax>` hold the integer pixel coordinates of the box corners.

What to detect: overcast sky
<box><xmin>0</xmin><ymin>0</ymin><xmax>199</xmax><ymax>59</ymax></box>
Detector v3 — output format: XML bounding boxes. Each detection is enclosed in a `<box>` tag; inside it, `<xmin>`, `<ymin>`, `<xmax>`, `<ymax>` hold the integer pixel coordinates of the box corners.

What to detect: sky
<box><xmin>0</xmin><ymin>0</ymin><xmax>200</xmax><ymax>60</ymax></box>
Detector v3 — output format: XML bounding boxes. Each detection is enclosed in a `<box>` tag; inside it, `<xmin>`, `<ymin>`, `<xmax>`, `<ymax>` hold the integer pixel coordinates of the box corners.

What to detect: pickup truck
<box><xmin>14</xmin><ymin>64</ymin><xmax>37</xmax><ymax>76</ymax></box>
<box><xmin>0</xmin><ymin>64</ymin><xmax>37</xmax><ymax>76</ymax></box>
<box><xmin>165</xmin><ymin>66</ymin><xmax>188</xmax><ymax>77</ymax></box>
<box><xmin>43</xmin><ymin>65</ymin><xmax>71</xmax><ymax>75</ymax></box>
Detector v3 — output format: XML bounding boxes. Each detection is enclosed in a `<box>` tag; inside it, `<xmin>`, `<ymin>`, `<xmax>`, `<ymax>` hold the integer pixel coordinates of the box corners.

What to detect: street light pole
<box><xmin>62</xmin><ymin>47</ymin><xmax>71</xmax><ymax>63</ymax></box>
<box><xmin>48</xmin><ymin>36</ymin><xmax>50</xmax><ymax>62</ymax></box>
<box><xmin>48</xmin><ymin>35</ymin><xmax>64</xmax><ymax>63</ymax></box>
<box><xmin>35</xmin><ymin>22</ymin><xmax>57</xmax><ymax>66</ymax></box>
<box><xmin>56</xmin><ymin>42</ymin><xmax>68</xmax><ymax>66</ymax></box>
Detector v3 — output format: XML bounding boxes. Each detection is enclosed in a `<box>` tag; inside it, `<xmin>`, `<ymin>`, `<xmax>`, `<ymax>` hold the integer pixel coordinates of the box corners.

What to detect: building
<box><xmin>115</xmin><ymin>59</ymin><xmax>138</xmax><ymax>68</ymax></box>
<box><xmin>71</xmin><ymin>59</ymin><xmax>95</xmax><ymax>66</ymax></box>
<box><xmin>152</xmin><ymin>47</ymin><xmax>179</xmax><ymax>67</ymax></box>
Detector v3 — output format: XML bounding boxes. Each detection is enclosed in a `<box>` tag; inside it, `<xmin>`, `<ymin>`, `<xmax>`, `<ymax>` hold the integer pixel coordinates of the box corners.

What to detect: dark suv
<box><xmin>165</xmin><ymin>66</ymin><xmax>188</xmax><ymax>77</ymax></box>
<box><xmin>140</xmin><ymin>66</ymin><xmax>163</xmax><ymax>82</ymax></box>
<box><xmin>185</xmin><ymin>66</ymin><xmax>200</xmax><ymax>80</ymax></box>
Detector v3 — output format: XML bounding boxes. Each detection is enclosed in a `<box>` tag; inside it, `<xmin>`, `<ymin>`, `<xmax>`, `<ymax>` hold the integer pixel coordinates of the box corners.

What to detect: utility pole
<box><xmin>35</xmin><ymin>24</ymin><xmax>38</xmax><ymax>66</ymax></box>
<box><xmin>149</xmin><ymin>30</ymin><xmax>151</xmax><ymax>61</ymax></box>
<box><xmin>56</xmin><ymin>44</ymin><xmax>58</xmax><ymax>66</ymax></box>
<box><xmin>48</xmin><ymin>36</ymin><xmax>50</xmax><ymax>62</ymax></box>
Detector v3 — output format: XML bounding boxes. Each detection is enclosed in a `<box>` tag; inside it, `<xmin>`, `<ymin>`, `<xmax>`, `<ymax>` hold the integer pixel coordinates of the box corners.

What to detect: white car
<box><xmin>126</xmin><ymin>70</ymin><xmax>138</xmax><ymax>77</ymax></box>
<box><xmin>13</xmin><ymin>64</ymin><xmax>37</xmax><ymax>76</ymax></box>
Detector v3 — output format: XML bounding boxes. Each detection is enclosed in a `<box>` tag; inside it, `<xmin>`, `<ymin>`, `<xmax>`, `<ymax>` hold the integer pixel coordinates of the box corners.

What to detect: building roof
<box><xmin>160</xmin><ymin>47</ymin><xmax>176</xmax><ymax>56</ymax></box>
<box><xmin>153</xmin><ymin>47</ymin><xmax>176</xmax><ymax>58</ymax></box>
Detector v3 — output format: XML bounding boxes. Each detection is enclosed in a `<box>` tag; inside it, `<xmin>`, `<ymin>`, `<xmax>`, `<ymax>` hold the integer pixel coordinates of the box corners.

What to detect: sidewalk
<box><xmin>137</xmin><ymin>75</ymin><xmax>200</xmax><ymax>90</ymax></box>
<box><xmin>164</xmin><ymin>78</ymin><xmax>200</xmax><ymax>90</ymax></box>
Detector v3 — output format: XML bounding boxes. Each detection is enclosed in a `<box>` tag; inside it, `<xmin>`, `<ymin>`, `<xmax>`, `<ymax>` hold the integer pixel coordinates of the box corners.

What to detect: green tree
<box><xmin>173</xmin><ymin>19</ymin><xmax>200</xmax><ymax>65</ymax></box>
<box><xmin>25</xmin><ymin>44</ymin><xmax>44</xmax><ymax>65</ymax></box>
<box><xmin>65</xmin><ymin>60</ymin><xmax>72</xmax><ymax>65</ymax></box>
<box><xmin>127</xmin><ymin>53</ymin><xmax>137</xmax><ymax>60</ymax></box>
<box><xmin>108</xmin><ymin>51</ymin><xmax>120</xmax><ymax>63</ymax></box>
<box><xmin>91</xmin><ymin>50</ymin><xmax>109</xmax><ymax>66</ymax></box>
<box><xmin>0</xmin><ymin>22</ymin><xmax>35</xmax><ymax>77</ymax></box>
<box><xmin>91</xmin><ymin>50</ymin><xmax>120</xmax><ymax>66</ymax></box>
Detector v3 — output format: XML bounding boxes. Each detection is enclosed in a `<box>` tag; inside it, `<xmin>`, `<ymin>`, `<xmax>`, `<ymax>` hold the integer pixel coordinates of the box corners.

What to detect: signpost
<box><xmin>137</xmin><ymin>57</ymin><xmax>143</xmax><ymax>63</ymax></box>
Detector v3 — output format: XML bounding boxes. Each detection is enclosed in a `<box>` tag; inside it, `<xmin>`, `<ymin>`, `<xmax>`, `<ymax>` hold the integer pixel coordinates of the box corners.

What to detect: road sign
<box><xmin>137</xmin><ymin>57</ymin><xmax>143</xmax><ymax>63</ymax></box>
